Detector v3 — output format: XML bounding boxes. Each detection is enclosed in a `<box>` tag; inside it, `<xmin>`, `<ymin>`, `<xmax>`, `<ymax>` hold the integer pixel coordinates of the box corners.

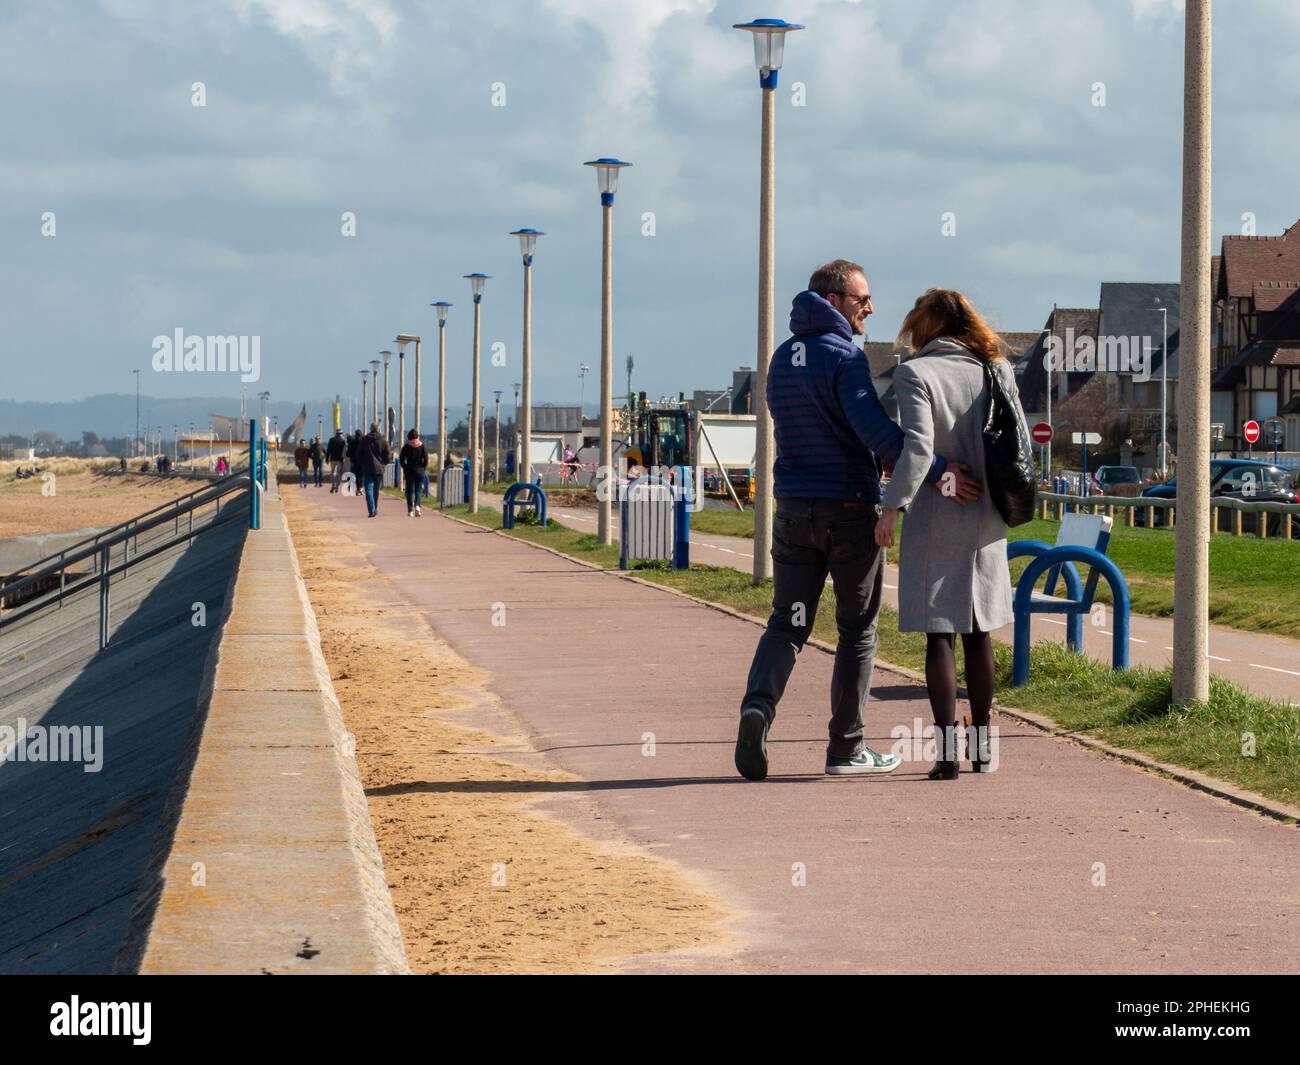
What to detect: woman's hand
<box><xmin>875</xmin><ymin>507</ymin><xmax>900</xmax><ymax>548</ymax></box>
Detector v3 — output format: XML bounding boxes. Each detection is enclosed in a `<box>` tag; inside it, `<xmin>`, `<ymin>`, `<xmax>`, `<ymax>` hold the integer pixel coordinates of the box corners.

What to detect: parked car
<box><xmin>1092</xmin><ymin>465</ymin><xmax>1142</xmax><ymax>497</ymax></box>
<box><xmin>1137</xmin><ymin>459</ymin><xmax>1298</xmax><ymax>534</ymax></box>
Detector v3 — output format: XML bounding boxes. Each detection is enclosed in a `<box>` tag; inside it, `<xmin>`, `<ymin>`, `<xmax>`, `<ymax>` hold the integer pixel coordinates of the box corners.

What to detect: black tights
<box><xmin>924</xmin><ymin>623</ymin><xmax>994</xmax><ymax>731</ymax></box>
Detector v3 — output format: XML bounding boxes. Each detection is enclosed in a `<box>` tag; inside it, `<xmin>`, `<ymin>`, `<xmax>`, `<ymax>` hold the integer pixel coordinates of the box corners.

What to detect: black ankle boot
<box><xmin>928</xmin><ymin>723</ymin><xmax>960</xmax><ymax>780</ymax></box>
<box><xmin>965</xmin><ymin>718</ymin><xmax>992</xmax><ymax>773</ymax></box>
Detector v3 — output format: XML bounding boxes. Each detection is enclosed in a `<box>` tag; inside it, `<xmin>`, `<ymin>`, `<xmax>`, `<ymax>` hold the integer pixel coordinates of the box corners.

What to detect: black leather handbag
<box><xmin>982</xmin><ymin>361</ymin><xmax>1038</xmax><ymax>527</ymax></box>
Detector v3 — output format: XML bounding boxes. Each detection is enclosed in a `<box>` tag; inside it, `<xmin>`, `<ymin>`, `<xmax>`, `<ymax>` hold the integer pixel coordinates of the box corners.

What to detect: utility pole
<box><xmin>1172</xmin><ymin>0</ymin><xmax>1212</xmax><ymax>706</ymax></box>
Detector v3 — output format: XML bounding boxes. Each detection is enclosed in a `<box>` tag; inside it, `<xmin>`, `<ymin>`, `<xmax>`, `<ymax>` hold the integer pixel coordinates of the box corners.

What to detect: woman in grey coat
<box><xmin>874</xmin><ymin>289</ymin><xmax>1024</xmax><ymax>780</ymax></box>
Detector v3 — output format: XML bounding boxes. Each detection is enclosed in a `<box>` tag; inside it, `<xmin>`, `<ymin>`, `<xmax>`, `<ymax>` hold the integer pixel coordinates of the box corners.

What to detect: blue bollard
<box><xmin>249</xmin><ymin>418</ymin><xmax>261</xmax><ymax>529</ymax></box>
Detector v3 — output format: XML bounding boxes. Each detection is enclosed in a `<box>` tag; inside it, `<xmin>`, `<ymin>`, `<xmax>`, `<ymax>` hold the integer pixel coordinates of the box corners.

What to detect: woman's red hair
<box><xmin>896</xmin><ymin>288</ymin><xmax>1006</xmax><ymax>364</ymax></box>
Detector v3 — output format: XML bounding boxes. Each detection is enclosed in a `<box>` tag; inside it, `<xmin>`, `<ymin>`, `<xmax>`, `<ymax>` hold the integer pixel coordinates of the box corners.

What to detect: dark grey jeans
<box><xmin>740</xmin><ymin>498</ymin><xmax>885</xmax><ymax>760</ymax></box>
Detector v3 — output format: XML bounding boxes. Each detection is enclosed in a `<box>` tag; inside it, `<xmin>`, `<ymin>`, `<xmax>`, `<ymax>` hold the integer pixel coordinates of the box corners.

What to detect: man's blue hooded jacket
<box><xmin>768</xmin><ymin>291</ymin><xmax>946</xmax><ymax>503</ymax></box>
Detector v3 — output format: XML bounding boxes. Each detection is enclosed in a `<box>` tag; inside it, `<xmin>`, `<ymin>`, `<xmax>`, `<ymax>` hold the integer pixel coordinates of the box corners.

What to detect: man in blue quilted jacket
<box><xmin>735</xmin><ymin>259</ymin><xmax>982</xmax><ymax>781</ymax></box>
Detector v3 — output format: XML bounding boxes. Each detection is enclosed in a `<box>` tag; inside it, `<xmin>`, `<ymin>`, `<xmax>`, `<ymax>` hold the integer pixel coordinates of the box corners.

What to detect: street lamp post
<box><xmin>359</xmin><ymin>370</ymin><xmax>369</xmax><ymax>436</ymax></box>
<box><xmin>396</xmin><ymin>341</ymin><xmax>406</xmax><ymax>443</ymax></box>
<box><xmin>431</xmin><ymin>303</ymin><xmax>452</xmax><ymax>470</ymax></box>
<box><xmin>493</xmin><ymin>390</ymin><xmax>503</xmax><ymax>482</ymax></box>
<box><xmin>369</xmin><ymin>359</ymin><xmax>381</xmax><ymax>428</ymax></box>
<box><xmin>1156</xmin><ymin>304</ymin><xmax>1169</xmax><ymax>478</ymax></box>
<box><xmin>132</xmin><ymin>369</ymin><xmax>141</xmax><ymax>457</ymax></box>
<box><xmin>584</xmin><ymin>158</ymin><xmax>631</xmax><ymax>544</ymax></box>
<box><xmin>735</xmin><ymin>18</ymin><xmax>802</xmax><ymax>584</ymax></box>
<box><xmin>1173</xmin><ymin>0</ymin><xmax>1212</xmax><ymax>707</ymax></box>
<box><xmin>380</xmin><ymin>351</ymin><xmax>392</xmax><ymax>445</ymax></box>
<box><xmin>464</xmin><ymin>274</ymin><xmax>490</xmax><ymax>512</ymax></box>
<box><xmin>510</xmin><ymin>228</ymin><xmax>544</xmax><ymax>486</ymax></box>
<box><xmin>579</xmin><ymin>363</ymin><xmax>590</xmax><ymax>418</ymax></box>
<box><xmin>513</xmin><ymin>381</ymin><xmax>521</xmax><ymax>470</ymax></box>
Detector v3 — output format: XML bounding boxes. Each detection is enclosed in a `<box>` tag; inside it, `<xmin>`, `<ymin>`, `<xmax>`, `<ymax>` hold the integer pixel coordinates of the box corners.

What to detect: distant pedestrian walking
<box><xmin>216</xmin><ymin>456</ymin><xmax>229</xmax><ymax>475</ymax></box>
<box><xmin>309</xmin><ymin>436</ymin><xmax>325</xmax><ymax>487</ymax></box>
<box><xmin>399</xmin><ymin>429</ymin><xmax>430</xmax><ymax>516</ymax></box>
<box><xmin>346</xmin><ymin>430</ymin><xmax>365</xmax><ymax>500</ymax></box>
<box><xmin>294</xmin><ymin>441</ymin><xmax>310</xmax><ymax>487</ymax></box>
<box><xmin>326</xmin><ymin>429</ymin><xmax>347</xmax><ymax>492</ymax></box>
<box><xmin>355</xmin><ymin>422</ymin><xmax>391</xmax><ymax>517</ymax></box>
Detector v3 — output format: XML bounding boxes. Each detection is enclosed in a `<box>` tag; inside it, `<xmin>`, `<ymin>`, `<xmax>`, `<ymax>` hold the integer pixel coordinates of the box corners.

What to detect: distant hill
<box><xmin>0</xmin><ymin>393</ymin><xmax>527</xmax><ymax>442</ymax></box>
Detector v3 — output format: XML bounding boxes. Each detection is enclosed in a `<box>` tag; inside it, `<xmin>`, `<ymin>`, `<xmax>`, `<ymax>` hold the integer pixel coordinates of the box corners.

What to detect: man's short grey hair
<box><xmin>808</xmin><ymin>259</ymin><xmax>866</xmax><ymax>297</ymax></box>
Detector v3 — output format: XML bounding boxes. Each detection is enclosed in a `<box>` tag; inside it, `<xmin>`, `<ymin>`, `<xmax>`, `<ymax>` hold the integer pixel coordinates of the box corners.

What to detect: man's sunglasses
<box><xmin>832</xmin><ymin>292</ymin><xmax>873</xmax><ymax>308</ymax></box>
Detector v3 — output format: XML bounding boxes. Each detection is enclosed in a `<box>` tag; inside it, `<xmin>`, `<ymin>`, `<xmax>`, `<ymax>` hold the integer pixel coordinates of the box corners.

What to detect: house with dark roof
<box><xmin>1212</xmin><ymin>220</ymin><xmax>1300</xmax><ymax>451</ymax></box>
<box><xmin>1014</xmin><ymin>308</ymin><xmax>1099</xmax><ymax>418</ymax></box>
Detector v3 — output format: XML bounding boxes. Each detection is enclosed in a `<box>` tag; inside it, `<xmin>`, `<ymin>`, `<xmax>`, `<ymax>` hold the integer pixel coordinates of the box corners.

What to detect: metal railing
<box><xmin>1038</xmin><ymin>491</ymin><xmax>1300</xmax><ymax>540</ymax></box>
<box><xmin>0</xmin><ymin>467</ymin><xmax>250</xmax><ymax>593</ymax></box>
<box><xmin>0</xmin><ymin>472</ymin><xmax>251</xmax><ymax>647</ymax></box>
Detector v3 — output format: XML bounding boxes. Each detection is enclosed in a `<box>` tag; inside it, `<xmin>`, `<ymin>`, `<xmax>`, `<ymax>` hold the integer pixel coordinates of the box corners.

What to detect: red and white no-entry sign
<box><xmin>1243</xmin><ymin>420</ymin><xmax>1261</xmax><ymax>444</ymax></box>
<box><xmin>1031</xmin><ymin>422</ymin><xmax>1053</xmax><ymax>445</ymax></box>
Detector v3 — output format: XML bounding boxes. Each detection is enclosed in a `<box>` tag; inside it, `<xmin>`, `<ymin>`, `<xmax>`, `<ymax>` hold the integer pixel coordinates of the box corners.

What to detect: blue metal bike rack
<box><xmin>1009</xmin><ymin>540</ymin><xmax>1130</xmax><ymax>686</ymax></box>
<box><xmin>502</xmin><ymin>482</ymin><xmax>548</xmax><ymax>529</ymax></box>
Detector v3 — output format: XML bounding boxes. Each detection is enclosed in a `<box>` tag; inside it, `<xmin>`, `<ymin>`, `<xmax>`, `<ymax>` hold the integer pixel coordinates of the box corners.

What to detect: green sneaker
<box><xmin>825</xmin><ymin>745</ymin><xmax>901</xmax><ymax>775</ymax></box>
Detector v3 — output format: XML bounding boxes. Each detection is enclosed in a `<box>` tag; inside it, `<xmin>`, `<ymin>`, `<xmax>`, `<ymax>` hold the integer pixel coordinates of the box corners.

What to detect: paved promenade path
<box><xmin>303</xmin><ymin>490</ymin><xmax>1299</xmax><ymax>974</ymax></box>
<box><xmin>530</xmin><ymin>496</ymin><xmax>1300</xmax><ymax>706</ymax></box>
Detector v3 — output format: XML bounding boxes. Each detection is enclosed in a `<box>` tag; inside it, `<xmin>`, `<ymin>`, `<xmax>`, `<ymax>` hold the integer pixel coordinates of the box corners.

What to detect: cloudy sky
<box><xmin>2</xmin><ymin>0</ymin><xmax>1298</xmax><ymax>418</ymax></box>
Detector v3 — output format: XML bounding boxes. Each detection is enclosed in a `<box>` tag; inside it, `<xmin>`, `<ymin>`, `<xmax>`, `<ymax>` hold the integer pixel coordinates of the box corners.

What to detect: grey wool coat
<box><xmin>880</xmin><ymin>337</ymin><xmax>1018</xmax><ymax>634</ymax></box>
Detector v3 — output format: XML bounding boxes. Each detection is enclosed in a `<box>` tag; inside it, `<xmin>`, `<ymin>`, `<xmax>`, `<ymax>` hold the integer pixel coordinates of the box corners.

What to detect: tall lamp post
<box><xmin>584</xmin><ymin>158</ymin><xmax>631</xmax><ymax>544</ymax></box>
<box><xmin>513</xmin><ymin>381</ymin><xmax>521</xmax><ymax>470</ymax></box>
<box><xmin>493</xmin><ymin>390</ymin><xmax>503</xmax><ymax>482</ymax></box>
<box><xmin>464</xmin><ymin>273</ymin><xmax>490</xmax><ymax>512</ymax></box>
<box><xmin>380</xmin><ymin>351</ymin><xmax>392</xmax><ymax>444</ymax></box>
<box><xmin>1153</xmin><ymin>302</ymin><xmax>1169</xmax><ymax>478</ymax></box>
<box><xmin>735</xmin><ymin>18</ymin><xmax>802</xmax><ymax>584</ymax></box>
<box><xmin>397</xmin><ymin>334</ymin><xmax>420</xmax><ymax>439</ymax></box>
<box><xmin>431</xmin><ymin>303</ymin><xmax>452</xmax><ymax>468</ymax></box>
<box><xmin>510</xmin><ymin>228</ymin><xmax>543</xmax><ymax>485</ymax></box>
<box><xmin>359</xmin><ymin>370</ymin><xmax>369</xmax><ymax>436</ymax></box>
<box><xmin>1173</xmin><ymin>0</ymin><xmax>1212</xmax><ymax>707</ymax></box>
<box><xmin>369</xmin><ymin>359</ymin><xmax>381</xmax><ymax>428</ymax></box>
<box><xmin>132</xmin><ymin>369</ymin><xmax>141</xmax><ymax>457</ymax></box>
<box><xmin>579</xmin><ymin>363</ymin><xmax>590</xmax><ymax>417</ymax></box>
<box><xmin>396</xmin><ymin>340</ymin><xmax>407</xmax><ymax>442</ymax></box>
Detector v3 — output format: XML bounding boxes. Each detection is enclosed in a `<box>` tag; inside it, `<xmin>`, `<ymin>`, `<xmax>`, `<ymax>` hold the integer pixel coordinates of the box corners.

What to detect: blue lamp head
<box><xmin>464</xmin><ymin>273</ymin><xmax>491</xmax><ymax>302</ymax></box>
<box><xmin>431</xmin><ymin>300</ymin><xmax>452</xmax><ymax>326</ymax></box>
<box><xmin>734</xmin><ymin>18</ymin><xmax>804</xmax><ymax>88</ymax></box>
<box><xmin>584</xmin><ymin>157</ymin><xmax>632</xmax><ymax>206</ymax></box>
<box><xmin>380</xmin><ymin>349</ymin><xmax>392</xmax><ymax>366</ymax></box>
<box><xmin>510</xmin><ymin>228</ymin><xmax>545</xmax><ymax>266</ymax></box>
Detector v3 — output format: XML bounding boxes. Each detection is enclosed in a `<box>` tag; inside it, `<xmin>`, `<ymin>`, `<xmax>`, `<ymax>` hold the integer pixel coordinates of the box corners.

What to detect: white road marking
<box><xmin>883</xmin><ymin>582</ymin><xmax>897</xmax><ymax>590</ymax></box>
<box><xmin>1042</xmin><ymin>618</ymin><xmax>1067</xmax><ymax>626</ymax></box>
<box><xmin>1250</xmin><ymin>663</ymin><xmax>1300</xmax><ymax>676</ymax></box>
<box><xmin>1207</xmin><ymin>654</ymin><xmax>1231</xmax><ymax>662</ymax></box>
<box><xmin>1129</xmin><ymin>637</ymin><xmax>1149</xmax><ymax>644</ymax></box>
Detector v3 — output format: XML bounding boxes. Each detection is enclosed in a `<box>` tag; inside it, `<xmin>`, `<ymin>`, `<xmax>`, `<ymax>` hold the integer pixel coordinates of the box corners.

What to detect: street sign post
<box><xmin>1031</xmin><ymin>423</ymin><xmax>1052</xmax><ymax>480</ymax></box>
<box><xmin>1071</xmin><ymin>431</ymin><xmax>1102</xmax><ymax>493</ymax></box>
<box><xmin>1243</xmin><ymin>419</ymin><xmax>1260</xmax><ymax>459</ymax></box>
<box><xmin>1263</xmin><ymin>416</ymin><xmax>1284</xmax><ymax>464</ymax></box>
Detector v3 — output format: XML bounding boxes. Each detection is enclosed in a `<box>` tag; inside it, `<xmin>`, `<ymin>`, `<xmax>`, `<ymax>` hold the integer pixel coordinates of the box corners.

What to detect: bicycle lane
<box><xmin>304</xmin><ymin>489</ymin><xmax>1300</xmax><ymax>974</ymax></box>
<box><xmin>531</xmin><ymin>498</ymin><xmax>1300</xmax><ymax>706</ymax></box>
